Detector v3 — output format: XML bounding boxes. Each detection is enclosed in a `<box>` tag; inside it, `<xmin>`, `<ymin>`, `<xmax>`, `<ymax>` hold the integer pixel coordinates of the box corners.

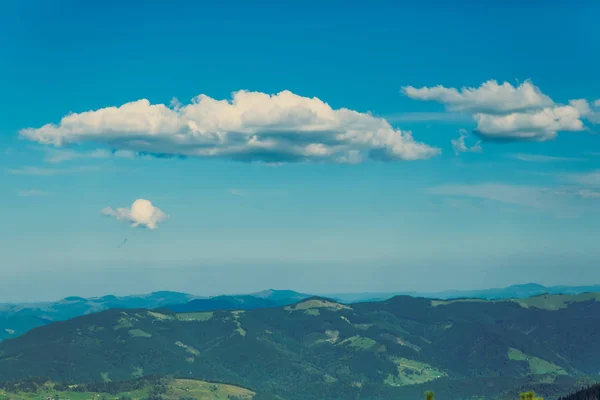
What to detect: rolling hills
<box><xmin>0</xmin><ymin>290</ymin><xmax>309</xmax><ymax>342</ymax></box>
<box><xmin>3</xmin><ymin>283</ymin><xmax>599</xmax><ymax>343</ymax></box>
<box><xmin>1</xmin><ymin>293</ymin><xmax>600</xmax><ymax>399</ymax></box>
<box><xmin>0</xmin><ymin>291</ymin><xmax>196</xmax><ymax>342</ymax></box>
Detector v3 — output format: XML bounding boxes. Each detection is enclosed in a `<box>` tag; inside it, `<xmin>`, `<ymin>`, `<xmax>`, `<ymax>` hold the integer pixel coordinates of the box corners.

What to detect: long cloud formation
<box><xmin>20</xmin><ymin>90</ymin><xmax>440</xmax><ymax>164</ymax></box>
<box><xmin>403</xmin><ymin>80</ymin><xmax>598</xmax><ymax>142</ymax></box>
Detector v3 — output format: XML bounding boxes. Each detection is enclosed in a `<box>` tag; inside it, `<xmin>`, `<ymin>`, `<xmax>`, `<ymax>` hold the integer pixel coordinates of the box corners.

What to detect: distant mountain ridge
<box><xmin>0</xmin><ymin>289</ymin><xmax>309</xmax><ymax>342</ymax></box>
<box><xmin>3</xmin><ymin>283</ymin><xmax>600</xmax><ymax>342</ymax></box>
<box><xmin>165</xmin><ymin>289</ymin><xmax>310</xmax><ymax>313</ymax></box>
<box><xmin>327</xmin><ymin>283</ymin><xmax>600</xmax><ymax>303</ymax></box>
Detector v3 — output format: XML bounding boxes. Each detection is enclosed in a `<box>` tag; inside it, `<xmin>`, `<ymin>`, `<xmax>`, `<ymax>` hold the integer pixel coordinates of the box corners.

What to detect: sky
<box><xmin>1</xmin><ymin>0</ymin><xmax>599</xmax><ymax>302</ymax></box>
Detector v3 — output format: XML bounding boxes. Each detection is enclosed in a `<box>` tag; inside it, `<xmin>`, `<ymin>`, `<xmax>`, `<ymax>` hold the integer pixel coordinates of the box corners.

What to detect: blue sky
<box><xmin>1</xmin><ymin>0</ymin><xmax>599</xmax><ymax>301</ymax></box>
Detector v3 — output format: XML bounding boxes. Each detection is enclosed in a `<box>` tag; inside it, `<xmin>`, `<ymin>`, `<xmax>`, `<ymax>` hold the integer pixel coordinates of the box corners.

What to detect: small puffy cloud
<box><xmin>102</xmin><ymin>199</ymin><xmax>168</xmax><ymax>229</ymax></box>
<box><xmin>20</xmin><ymin>90</ymin><xmax>440</xmax><ymax>164</ymax></box>
<box><xmin>403</xmin><ymin>79</ymin><xmax>594</xmax><ymax>142</ymax></box>
<box><xmin>402</xmin><ymin>80</ymin><xmax>554</xmax><ymax>114</ymax></box>
<box><xmin>451</xmin><ymin>129</ymin><xmax>482</xmax><ymax>155</ymax></box>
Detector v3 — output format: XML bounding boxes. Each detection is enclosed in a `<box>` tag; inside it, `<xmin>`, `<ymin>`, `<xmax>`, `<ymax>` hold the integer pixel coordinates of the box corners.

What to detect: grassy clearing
<box><xmin>128</xmin><ymin>329</ymin><xmax>152</xmax><ymax>338</ymax></box>
<box><xmin>337</xmin><ymin>335</ymin><xmax>377</xmax><ymax>350</ymax></box>
<box><xmin>175</xmin><ymin>312</ymin><xmax>214</xmax><ymax>322</ymax></box>
<box><xmin>147</xmin><ymin>311</ymin><xmax>173</xmax><ymax>321</ymax></box>
<box><xmin>285</xmin><ymin>299</ymin><xmax>351</xmax><ymax>312</ymax></box>
<box><xmin>0</xmin><ymin>379</ymin><xmax>255</xmax><ymax>400</ymax></box>
<box><xmin>515</xmin><ymin>293</ymin><xmax>600</xmax><ymax>310</ymax></box>
<box><xmin>175</xmin><ymin>341</ymin><xmax>200</xmax><ymax>356</ymax></box>
<box><xmin>507</xmin><ymin>348</ymin><xmax>567</xmax><ymax>375</ymax></box>
<box><xmin>431</xmin><ymin>293</ymin><xmax>600</xmax><ymax>311</ymax></box>
<box><xmin>430</xmin><ymin>298</ymin><xmax>488</xmax><ymax>307</ymax></box>
<box><xmin>384</xmin><ymin>357</ymin><xmax>446</xmax><ymax>387</ymax></box>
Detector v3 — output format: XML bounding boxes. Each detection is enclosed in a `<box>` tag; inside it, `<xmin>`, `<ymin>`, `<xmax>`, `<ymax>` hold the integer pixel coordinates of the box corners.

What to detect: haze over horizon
<box><xmin>1</xmin><ymin>0</ymin><xmax>599</xmax><ymax>302</ymax></box>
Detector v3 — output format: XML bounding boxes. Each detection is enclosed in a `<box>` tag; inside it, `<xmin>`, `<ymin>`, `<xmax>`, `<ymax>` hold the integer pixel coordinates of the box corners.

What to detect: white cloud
<box><xmin>569</xmin><ymin>98</ymin><xmax>600</xmax><ymax>125</ymax></box>
<box><xmin>402</xmin><ymin>80</ymin><xmax>554</xmax><ymax>114</ymax></box>
<box><xmin>451</xmin><ymin>129</ymin><xmax>482</xmax><ymax>155</ymax></box>
<box><xmin>472</xmin><ymin>104</ymin><xmax>584</xmax><ymax>141</ymax></box>
<box><xmin>509</xmin><ymin>153</ymin><xmax>585</xmax><ymax>162</ymax></box>
<box><xmin>403</xmin><ymin>79</ymin><xmax>593</xmax><ymax>142</ymax></box>
<box><xmin>20</xmin><ymin>90</ymin><xmax>440</xmax><ymax>164</ymax></box>
<box><xmin>18</xmin><ymin>189</ymin><xmax>50</xmax><ymax>197</ymax></box>
<box><xmin>102</xmin><ymin>198</ymin><xmax>168</xmax><ymax>229</ymax></box>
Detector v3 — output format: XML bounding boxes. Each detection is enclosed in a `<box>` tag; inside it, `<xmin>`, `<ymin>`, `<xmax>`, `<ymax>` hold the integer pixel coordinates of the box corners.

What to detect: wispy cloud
<box><xmin>567</xmin><ymin>170</ymin><xmax>600</xmax><ymax>187</ymax></box>
<box><xmin>428</xmin><ymin>183</ymin><xmax>555</xmax><ymax>209</ymax></box>
<box><xmin>508</xmin><ymin>153</ymin><xmax>586</xmax><ymax>162</ymax></box>
<box><xmin>451</xmin><ymin>129</ymin><xmax>482</xmax><ymax>155</ymax></box>
<box><xmin>228</xmin><ymin>188</ymin><xmax>246</xmax><ymax>197</ymax></box>
<box><xmin>8</xmin><ymin>166</ymin><xmax>101</xmax><ymax>176</ymax></box>
<box><xmin>18</xmin><ymin>189</ymin><xmax>51</xmax><ymax>197</ymax></box>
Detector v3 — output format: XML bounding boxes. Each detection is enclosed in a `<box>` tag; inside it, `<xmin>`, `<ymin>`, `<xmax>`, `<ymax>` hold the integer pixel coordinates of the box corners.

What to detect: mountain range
<box><xmin>3</xmin><ymin>283</ymin><xmax>600</xmax><ymax>343</ymax></box>
<box><xmin>1</xmin><ymin>292</ymin><xmax>600</xmax><ymax>399</ymax></box>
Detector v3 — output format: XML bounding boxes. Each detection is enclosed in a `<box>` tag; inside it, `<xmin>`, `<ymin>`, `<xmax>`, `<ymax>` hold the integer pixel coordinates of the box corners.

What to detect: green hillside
<box><xmin>0</xmin><ymin>377</ymin><xmax>254</xmax><ymax>400</ymax></box>
<box><xmin>1</xmin><ymin>294</ymin><xmax>600</xmax><ymax>399</ymax></box>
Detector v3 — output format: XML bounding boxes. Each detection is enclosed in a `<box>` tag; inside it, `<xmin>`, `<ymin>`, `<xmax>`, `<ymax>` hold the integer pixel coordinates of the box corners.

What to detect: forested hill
<box><xmin>1</xmin><ymin>294</ymin><xmax>600</xmax><ymax>400</ymax></box>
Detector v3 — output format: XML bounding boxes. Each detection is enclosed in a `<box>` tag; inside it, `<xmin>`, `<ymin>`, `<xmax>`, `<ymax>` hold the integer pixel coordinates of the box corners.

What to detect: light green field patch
<box><xmin>338</xmin><ymin>335</ymin><xmax>377</xmax><ymax>350</ymax></box>
<box><xmin>113</xmin><ymin>314</ymin><xmax>135</xmax><ymax>330</ymax></box>
<box><xmin>323</xmin><ymin>374</ymin><xmax>337</xmax><ymax>383</ymax></box>
<box><xmin>304</xmin><ymin>308</ymin><xmax>320</xmax><ymax>316</ymax></box>
<box><xmin>314</xmin><ymin>329</ymin><xmax>339</xmax><ymax>345</ymax></box>
<box><xmin>147</xmin><ymin>311</ymin><xmax>173</xmax><ymax>320</ymax></box>
<box><xmin>285</xmin><ymin>299</ymin><xmax>351</xmax><ymax>312</ymax></box>
<box><xmin>515</xmin><ymin>293</ymin><xmax>600</xmax><ymax>310</ymax></box>
<box><xmin>175</xmin><ymin>341</ymin><xmax>200</xmax><ymax>356</ymax></box>
<box><xmin>128</xmin><ymin>329</ymin><xmax>152</xmax><ymax>338</ymax></box>
<box><xmin>431</xmin><ymin>298</ymin><xmax>489</xmax><ymax>307</ymax></box>
<box><xmin>131</xmin><ymin>366</ymin><xmax>144</xmax><ymax>378</ymax></box>
<box><xmin>176</xmin><ymin>312</ymin><xmax>214</xmax><ymax>322</ymax></box>
<box><xmin>100</xmin><ymin>372</ymin><xmax>111</xmax><ymax>383</ymax></box>
<box><xmin>507</xmin><ymin>348</ymin><xmax>567</xmax><ymax>375</ymax></box>
<box><xmin>4</xmin><ymin>329</ymin><xmax>15</xmax><ymax>335</ymax></box>
<box><xmin>384</xmin><ymin>357</ymin><xmax>446</xmax><ymax>387</ymax></box>
<box><xmin>396</xmin><ymin>337</ymin><xmax>421</xmax><ymax>352</ymax></box>
<box><xmin>232</xmin><ymin>311</ymin><xmax>246</xmax><ymax>337</ymax></box>
<box><xmin>353</xmin><ymin>323</ymin><xmax>373</xmax><ymax>330</ymax></box>
<box><xmin>0</xmin><ymin>378</ymin><xmax>255</xmax><ymax>400</ymax></box>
